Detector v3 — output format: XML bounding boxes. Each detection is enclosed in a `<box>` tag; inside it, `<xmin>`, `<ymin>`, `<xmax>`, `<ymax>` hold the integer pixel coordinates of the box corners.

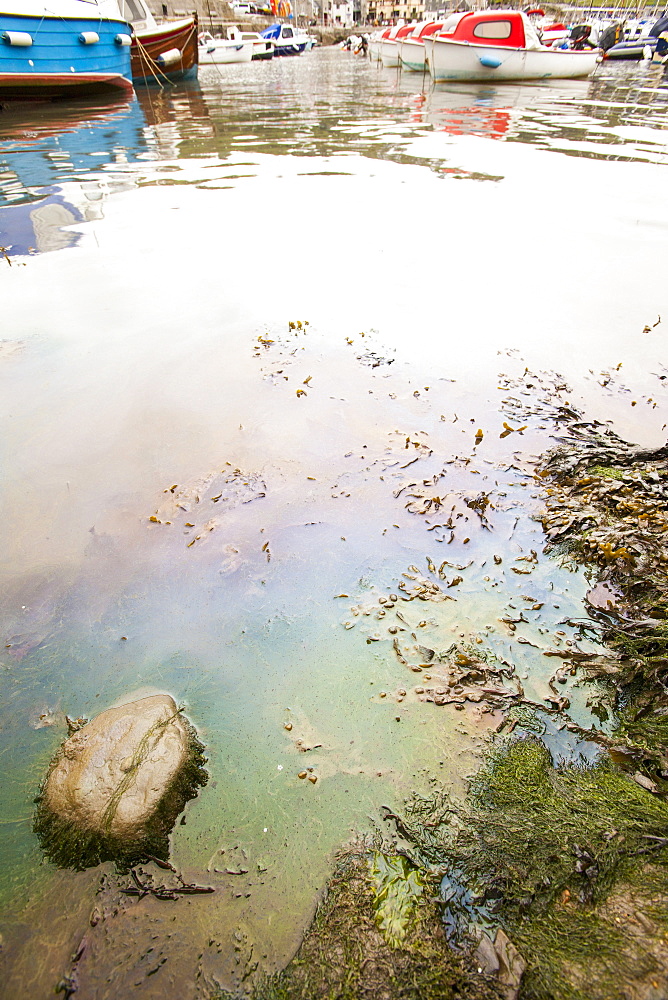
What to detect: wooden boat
<box><xmin>424</xmin><ymin>10</ymin><xmax>600</xmax><ymax>83</ymax></box>
<box><xmin>129</xmin><ymin>3</ymin><xmax>198</xmax><ymax>84</ymax></box>
<box><xmin>0</xmin><ymin>0</ymin><xmax>133</xmax><ymax>99</ymax></box>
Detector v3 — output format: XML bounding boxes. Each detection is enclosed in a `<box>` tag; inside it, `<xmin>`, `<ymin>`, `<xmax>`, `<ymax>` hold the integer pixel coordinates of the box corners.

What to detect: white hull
<box><xmin>379</xmin><ymin>38</ymin><xmax>400</xmax><ymax>68</ymax></box>
<box><xmin>425</xmin><ymin>36</ymin><xmax>599</xmax><ymax>81</ymax></box>
<box><xmin>368</xmin><ymin>37</ymin><xmax>382</xmax><ymax>61</ymax></box>
<box><xmin>399</xmin><ymin>38</ymin><xmax>427</xmax><ymax>71</ymax></box>
<box><xmin>199</xmin><ymin>38</ymin><xmax>253</xmax><ymax>63</ymax></box>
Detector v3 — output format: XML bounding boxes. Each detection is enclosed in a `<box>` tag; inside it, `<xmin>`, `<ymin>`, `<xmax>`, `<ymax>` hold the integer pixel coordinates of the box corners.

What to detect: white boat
<box><xmin>379</xmin><ymin>23</ymin><xmax>415</xmax><ymax>68</ymax></box>
<box><xmin>239</xmin><ymin>30</ymin><xmax>274</xmax><ymax>60</ymax></box>
<box><xmin>260</xmin><ymin>22</ymin><xmax>308</xmax><ymax>56</ymax></box>
<box><xmin>198</xmin><ymin>29</ymin><xmax>253</xmax><ymax>64</ymax></box>
<box><xmin>399</xmin><ymin>21</ymin><xmax>444</xmax><ymax>72</ymax></box>
<box><xmin>425</xmin><ymin>10</ymin><xmax>600</xmax><ymax>83</ymax></box>
<box><xmin>0</xmin><ymin>0</ymin><xmax>133</xmax><ymax>98</ymax></box>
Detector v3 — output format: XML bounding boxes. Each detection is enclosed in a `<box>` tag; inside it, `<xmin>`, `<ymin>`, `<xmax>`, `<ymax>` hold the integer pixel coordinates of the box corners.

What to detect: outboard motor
<box><xmin>598</xmin><ymin>22</ymin><xmax>623</xmax><ymax>51</ymax></box>
<box><xmin>570</xmin><ymin>24</ymin><xmax>593</xmax><ymax>49</ymax></box>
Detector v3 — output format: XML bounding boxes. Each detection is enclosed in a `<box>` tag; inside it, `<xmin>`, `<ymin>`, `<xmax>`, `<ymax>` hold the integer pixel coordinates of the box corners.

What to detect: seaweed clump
<box><xmin>210</xmin><ymin>842</ymin><xmax>501</xmax><ymax>1000</ymax></box>
<box><xmin>390</xmin><ymin>738</ymin><xmax>668</xmax><ymax>1000</ymax></box>
<box><xmin>537</xmin><ymin>421</ymin><xmax>668</xmax><ymax>780</ymax></box>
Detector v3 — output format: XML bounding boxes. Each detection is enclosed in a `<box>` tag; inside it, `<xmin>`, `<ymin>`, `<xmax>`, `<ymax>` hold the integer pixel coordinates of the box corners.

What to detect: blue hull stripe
<box><xmin>0</xmin><ymin>14</ymin><xmax>131</xmax><ymax>82</ymax></box>
<box><xmin>274</xmin><ymin>44</ymin><xmax>306</xmax><ymax>56</ymax></box>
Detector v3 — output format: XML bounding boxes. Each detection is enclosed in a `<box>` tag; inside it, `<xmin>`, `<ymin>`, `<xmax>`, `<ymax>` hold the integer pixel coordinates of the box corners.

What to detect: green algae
<box><xmin>587</xmin><ymin>466</ymin><xmax>626</xmax><ymax>481</ymax></box>
<box><xmin>391</xmin><ymin>738</ymin><xmax>668</xmax><ymax>1000</ymax></box>
<box><xmin>210</xmin><ymin>844</ymin><xmax>500</xmax><ymax>1000</ymax></box>
<box><xmin>369</xmin><ymin>851</ymin><xmax>427</xmax><ymax>949</ymax></box>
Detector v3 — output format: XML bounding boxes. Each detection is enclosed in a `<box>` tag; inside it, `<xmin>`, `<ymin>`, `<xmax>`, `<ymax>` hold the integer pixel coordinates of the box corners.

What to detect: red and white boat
<box><xmin>368</xmin><ymin>25</ymin><xmax>397</xmax><ymax>63</ymax></box>
<box><xmin>399</xmin><ymin>21</ymin><xmax>444</xmax><ymax>72</ymax></box>
<box><xmin>424</xmin><ymin>10</ymin><xmax>599</xmax><ymax>83</ymax></box>
<box><xmin>538</xmin><ymin>22</ymin><xmax>570</xmax><ymax>47</ymax></box>
<box><xmin>379</xmin><ymin>23</ymin><xmax>417</xmax><ymax>67</ymax></box>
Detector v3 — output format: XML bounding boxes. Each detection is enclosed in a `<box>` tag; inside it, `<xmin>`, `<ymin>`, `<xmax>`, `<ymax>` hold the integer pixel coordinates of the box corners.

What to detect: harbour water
<box><xmin>1</xmin><ymin>49</ymin><xmax>667</xmax><ymax>997</ymax></box>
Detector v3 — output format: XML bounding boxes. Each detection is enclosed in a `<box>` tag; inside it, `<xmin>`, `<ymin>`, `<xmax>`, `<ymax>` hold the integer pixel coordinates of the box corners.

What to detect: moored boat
<box><xmin>239</xmin><ymin>29</ymin><xmax>274</xmax><ymax>60</ymax></box>
<box><xmin>379</xmin><ymin>22</ymin><xmax>415</xmax><ymax>68</ymax></box>
<box><xmin>260</xmin><ymin>22</ymin><xmax>308</xmax><ymax>56</ymax></box>
<box><xmin>399</xmin><ymin>21</ymin><xmax>444</xmax><ymax>72</ymax></box>
<box><xmin>127</xmin><ymin>0</ymin><xmax>198</xmax><ymax>84</ymax></box>
<box><xmin>368</xmin><ymin>26</ymin><xmax>392</xmax><ymax>62</ymax></box>
<box><xmin>425</xmin><ymin>10</ymin><xmax>600</xmax><ymax>83</ymax></box>
<box><xmin>603</xmin><ymin>36</ymin><xmax>658</xmax><ymax>59</ymax></box>
<box><xmin>198</xmin><ymin>28</ymin><xmax>253</xmax><ymax>64</ymax></box>
<box><xmin>0</xmin><ymin>0</ymin><xmax>133</xmax><ymax>99</ymax></box>
<box><xmin>603</xmin><ymin>13</ymin><xmax>668</xmax><ymax>60</ymax></box>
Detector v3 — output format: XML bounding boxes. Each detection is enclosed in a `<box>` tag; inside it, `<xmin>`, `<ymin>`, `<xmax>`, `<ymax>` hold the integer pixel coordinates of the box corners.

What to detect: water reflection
<box><xmin>0</xmin><ymin>97</ymin><xmax>148</xmax><ymax>255</ymax></box>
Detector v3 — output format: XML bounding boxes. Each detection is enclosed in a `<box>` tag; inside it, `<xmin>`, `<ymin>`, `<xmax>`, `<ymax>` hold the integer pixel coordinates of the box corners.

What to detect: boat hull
<box><xmin>425</xmin><ymin>36</ymin><xmax>599</xmax><ymax>81</ymax></box>
<box><xmin>273</xmin><ymin>41</ymin><xmax>306</xmax><ymax>56</ymax></box>
<box><xmin>0</xmin><ymin>13</ymin><xmax>132</xmax><ymax>98</ymax></box>
<box><xmin>399</xmin><ymin>38</ymin><xmax>427</xmax><ymax>72</ymax></box>
<box><xmin>199</xmin><ymin>39</ymin><xmax>253</xmax><ymax>64</ymax></box>
<box><xmin>368</xmin><ymin>37</ymin><xmax>382</xmax><ymax>61</ymax></box>
<box><xmin>250</xmin><ymin>39</ymin><xmax>274</xmax><ymax>59</ymax></box>
<box><xmin>132</xmin><ymin>16</ymin><xmax>198</xmax><ymax>83</ymax></box>
<box><xmin>604</xmin><ymin>37</ymin><xmax>657</xmax><ymax>60</ymax></box>
<box><xmin>378</xmin><ymin>38</ymin><xmax>399</xmax><ymax>67</ymax></box>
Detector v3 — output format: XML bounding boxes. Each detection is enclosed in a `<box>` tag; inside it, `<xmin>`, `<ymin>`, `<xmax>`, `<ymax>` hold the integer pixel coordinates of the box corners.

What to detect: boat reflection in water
<box><xmin>0</xmin><ymin>96</ymin><xmax>148</xmax><ymax>255</ymax></box>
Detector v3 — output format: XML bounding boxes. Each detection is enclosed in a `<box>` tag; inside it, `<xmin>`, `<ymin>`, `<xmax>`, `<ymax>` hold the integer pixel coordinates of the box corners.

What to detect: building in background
<box><xmin>365</xmin><ymin>0</ymin><xmax>424</xmax><ymax>23</ymax></box>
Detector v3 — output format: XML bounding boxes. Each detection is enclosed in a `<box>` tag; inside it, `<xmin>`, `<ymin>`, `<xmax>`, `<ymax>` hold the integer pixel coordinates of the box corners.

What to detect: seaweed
<box><xmin>386</xmin><ymin>739</ymin><xmax>668</xmax><ymax>1000</ymax></box>
<box><xmin>216</xmin><ymin>415</ymin><xmax>668</xmax><ymax>1000</ymax></box>
<box><xmin>537</xmin><ymin>418</ymin><xmax>668</xmax><ymax>784</ymax></box>
<box><xmin>209</xmin><ymin>844</ymin><xmax>501</xmax><ymax>1000</ymax></box>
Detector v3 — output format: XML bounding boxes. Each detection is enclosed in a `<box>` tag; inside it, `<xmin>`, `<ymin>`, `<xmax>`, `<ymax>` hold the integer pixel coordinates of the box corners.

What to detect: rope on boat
<box><xmin>135</xmin><ymin>36</ymin><xmax>170</xmax><ymax>88</ymax></box>
<box><xmin>133</xmin><ymin>22</ymin><xmax>198</xmax><ymax>89</ymax></box>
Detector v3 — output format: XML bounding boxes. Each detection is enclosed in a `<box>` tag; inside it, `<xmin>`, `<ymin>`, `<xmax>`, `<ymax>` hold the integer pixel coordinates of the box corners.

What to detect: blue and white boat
<box><xmin>0</xmin><ymin>0</ymin><xmax>133</xmax><ymax>99</ymax></box>
<box><xmin>260</xmin><ymin>22</ymin><xmax>308</xmax><ymax>57</ymax></box>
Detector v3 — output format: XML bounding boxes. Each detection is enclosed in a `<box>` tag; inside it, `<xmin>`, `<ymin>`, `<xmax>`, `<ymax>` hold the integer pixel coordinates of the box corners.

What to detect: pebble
<box><xmin>298</xmin><ymin>771</ymin><xmax>307</xmax><ymax>779</ymax></box>
<box><xmin>308</xmin><ymin>774</ymin><xmax>318</xmax><ymax>784</ymax></box>
<box><xmin>284</xmin><ymin>722</ymin><xmax>293</xmax><ymax>731</ymax></box>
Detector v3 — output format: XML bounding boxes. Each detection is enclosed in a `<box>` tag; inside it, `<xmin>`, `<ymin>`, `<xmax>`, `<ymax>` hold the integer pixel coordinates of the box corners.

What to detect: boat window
<box><xmin>120</xmin><ymin>0</ymin><xmax>148</xmax><ymax>22</ymax></box>
<box><xmin>283</xmin><ymin>27</ymin><xmax>293</xmax><ymax>37</ymax></box>
<box><xmin>439</xmin><ymin>13</ymin><xmax>466</xmax><ymax>34</ymax></box>
<box><xmin>473</xmin><ymin>20</ymin><xmax>512</xmax><ymax>39</ymax></box>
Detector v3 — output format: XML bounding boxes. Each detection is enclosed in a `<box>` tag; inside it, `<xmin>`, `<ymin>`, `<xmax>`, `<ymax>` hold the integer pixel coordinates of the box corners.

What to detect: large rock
<box><xmin>34</xmin><ymin>694</ymin><xmax>207</xmax><ymax>869</ymax></box>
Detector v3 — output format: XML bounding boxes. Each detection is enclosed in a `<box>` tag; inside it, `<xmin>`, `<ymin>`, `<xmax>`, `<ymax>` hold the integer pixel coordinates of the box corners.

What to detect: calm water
<box><xmin>1</xmin><ymin>49</ymin><xmax>667</xmax><ymax>997</ymax></box>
